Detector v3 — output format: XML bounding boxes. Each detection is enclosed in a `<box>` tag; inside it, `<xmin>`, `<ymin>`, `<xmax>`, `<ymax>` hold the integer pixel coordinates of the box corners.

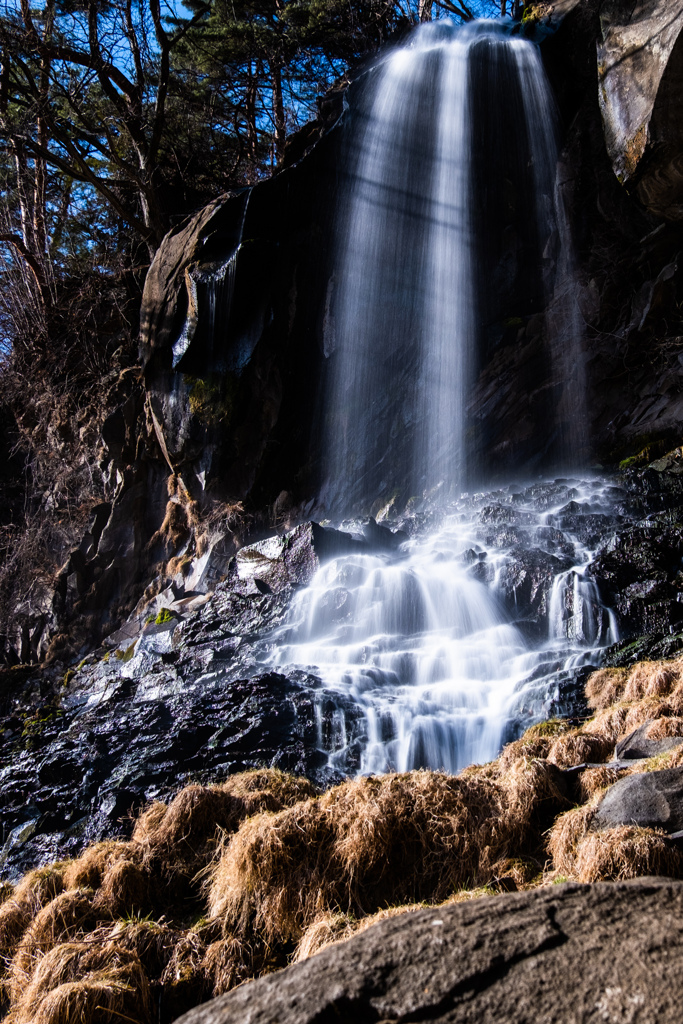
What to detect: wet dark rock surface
<box><xmin>3</xmin><ymin>471</ymin><xmax>683</xmax><ymax>880</ymax></box>
<box><xmin>175</xmin><ymin>880</ymin><xmax>683</xmax><ymax>1024</ymax></box>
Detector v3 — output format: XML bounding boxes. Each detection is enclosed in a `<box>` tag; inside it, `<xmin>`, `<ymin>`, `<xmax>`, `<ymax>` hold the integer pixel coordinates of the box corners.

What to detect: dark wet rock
<box><xmin>175</xmin><ymin>880</ymin><xmax>683</xmax><ymax>1024</ymax></box>
<box><xmin>586</xmin><ymin>513</ymin><xmax>683</xmax><ymax>638</ymax></box>
<box><xmin>497</xmin><ymin>548</ymin><xmax>573</xmax><ymax>626</ymax></box>
<box><xmin>360</xmin><ymin>517</ymin><xmax>408</xmax><ymax>551</ymax></box>
<box><xmin>616</xmin><ymin>722</ymin><xmax>683</xmax><ymax>761</ymax></box>
<box><xmin>0</xmin><ymin>665</ymin><xmax>361</xmax><ymax>879</ymax></box>
<box><xmin>594</xmin><ymin>767</ymin><xmax>683</xmax><ymax>834</ymax></box>
<box><xmin>601</xmin><ymin>631</ymin><xmax>683</xmax><ymax>667</ymax></box>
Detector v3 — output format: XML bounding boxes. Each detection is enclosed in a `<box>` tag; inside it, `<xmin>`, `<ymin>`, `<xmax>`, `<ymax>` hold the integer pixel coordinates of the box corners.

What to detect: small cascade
<box><xmin>325</xmin><ymin>19</ymin><xmax>585</xmax><ymax>513</ymax></box>
<box><xmin>270</xmin><ymin>478</ymin><xmax>619</xmax><ymax>774</ymax></box>
<box><xmin>548</xmin><ymin>568</ymin><xmax>618</xmax><ymax>648</ymax></box>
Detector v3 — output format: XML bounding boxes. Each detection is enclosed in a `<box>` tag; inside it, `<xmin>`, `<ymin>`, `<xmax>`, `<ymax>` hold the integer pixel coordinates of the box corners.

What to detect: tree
<box><xmin>1</xmin><ymin>0</ymin><xmax>214</xmax><ymax>257</ymax></box>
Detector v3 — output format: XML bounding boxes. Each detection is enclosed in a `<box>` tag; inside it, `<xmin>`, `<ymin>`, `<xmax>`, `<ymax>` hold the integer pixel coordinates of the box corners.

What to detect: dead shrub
<box><xmin>149</xmin><ymin>499</ymin><xmax>190</xmax><ymax>553</ymax></box>
<box><xmin>207</xmin><ymin>771</ymin><xmax>510</xmax><ymax>946</ymax></box>
<box><xmin>547</xmin><ymin>731</ymin><xmax>612</xmax><ymax>768</ymax></box>
<box><xmin>546</xmin><ymin>802</ymin><xmax>599</xmax><ymax>876</ymax></box>
<box><xmin>63</xmin><ymin>841</ymin><xmax>137</xmax><ymax>891</ymax></box>
<box><xmin>9</xmin><ymin>889</ymin><xmax>98</xmax><ymax>1002</ymax></box>
<box><xmin>586</xmin><ymin>667</ymin><xmax>628</xmax><ymax>710</ymax></box>
<box><xmin>93</xmin><ymin>860</ymin><xmax>149</xmax><ymax>918</ymax></box>
<box><xmin>0</xmin><ymin>865</ymin><xmax>66</xmax><ymax>973</ymax></box>
<box><xmin>573</xmin><ymin>825</ymin><xmax>683</xmax><ymax>883</ymax></box>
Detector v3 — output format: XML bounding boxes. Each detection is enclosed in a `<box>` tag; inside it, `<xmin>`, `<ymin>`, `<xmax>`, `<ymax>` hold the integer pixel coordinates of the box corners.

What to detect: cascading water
<box><xmin>270</xmin><ymin>478</ymin><xmax>618</xmax><ymax>773</ymax></box>
<box><xmin>324</xmin><ymin>19</ymin><xmax>585</xmax><ymax>512</ymax></box>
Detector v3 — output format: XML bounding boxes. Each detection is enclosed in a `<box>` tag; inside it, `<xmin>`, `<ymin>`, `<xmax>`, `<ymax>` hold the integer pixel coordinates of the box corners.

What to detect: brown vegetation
<box><xmin>4</xmin><ymin>658</ymin><xmax>683</xmax><ymax>1022</ymax></box>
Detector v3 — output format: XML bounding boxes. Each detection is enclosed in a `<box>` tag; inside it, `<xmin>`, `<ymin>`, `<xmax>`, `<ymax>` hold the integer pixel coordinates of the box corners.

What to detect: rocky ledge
<box><xmin>175</xmin><ymin>879</ymin><xmax>683</xmax><ymax>1024</ymax></box>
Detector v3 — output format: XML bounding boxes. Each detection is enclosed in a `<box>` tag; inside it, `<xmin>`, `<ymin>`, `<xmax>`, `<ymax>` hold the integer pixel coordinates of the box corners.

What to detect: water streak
<box><xmin>325</xmin><ymin>19</ymin><xmax>584</xmax><ymax>512</ymax></box>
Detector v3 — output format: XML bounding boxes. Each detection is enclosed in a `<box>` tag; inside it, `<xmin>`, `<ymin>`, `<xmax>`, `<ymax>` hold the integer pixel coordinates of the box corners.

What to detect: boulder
<box><xmin>616</xmin><ymin>721</ymin><xmax>683</xmax><ymax>760</ymax></box>
<box><xmin>174</xmin><ymin>880</ymin><xmax>683</xmax><ymax>1024</ymax></box>
<box><xmin>594</xmin><ymin>766</ymin><xmax>683</xmax><ymax>832</ymax></box>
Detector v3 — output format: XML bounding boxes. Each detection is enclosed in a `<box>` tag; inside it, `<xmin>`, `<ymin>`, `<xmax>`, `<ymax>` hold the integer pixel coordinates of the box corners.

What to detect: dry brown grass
<box><xmin>133</xmin><ymin>779</ymin><xmax>298</xmax><ymax>885</ymax></box>
<box><xmin>92</xmin><ymin>860</ymin><xmax>149</xmax><ymax>918</ymax></box>
<box><xmin>207</xmin><ymin>771</ymin><xmax>506</xmax><ymax>942</ymax></box>
<box><xmin>9</xmin><ymin>889</ymin><xmax>99</xmax><ymax>1003</ymax></box>
<box><xmin>546</xmin><ymin>801</ymin><xmax>599</xmax><ymax>876</ymax></box>
<box><xmin>63</xmin><ymin>841</ymin><xmax>137</xmax><ymax>891</ymax></box>
<box><xmin>219</xmin><ymin>768</ymin><xmax>317</xmax><ymax>806</ymax></box>
<box><xmin>206</xmin><ymin>765</ymin><xmax>565</xmax><ymax>947</ymax></box>
<box><xmin>547</xmin><ymin>731</ymin><xmax>613</xmax><ymax>768</ymax></box>
<box><xmin>9</xmin><ymin>662</ymin><xmax>683</xmax><ymax>1024</ymax></box>
<box><xmin>644</xmin><ymin>717</ymin><xmax>683</xmax><ymax>740</ymax></box>
<box><xmin>292</xmin><ymin>912</ymin><xmax>356</xmax><ymax>963</ymax></box>
<box><xmin>7</xmin><ymin>941</ymin><xmax>151</xmax><ymax>1024</ymax></box>
<box><xmin>578</xmin><ymin>764</ymin><xmax>632</xmax><ymax>802</ymax></box>
<box><xmin>159</xmin><ymin>931</ymin><xmax>207</xmax><ymax>1011</ymax></box>
<box><xmin>496</xmin><ymin>720</ymin><xmax>571</xmax><ymax>770</ymax></box>
<box><xmin>585</xmin><ymin>667</ymin><xmax>628</xmax><ymax>710</ymax></box>
<box><xmin>200</xmin><ymin>933</ymin><xmax>276</xmax><ymax>997</ymax></box>
<box><xmin>582</xmin><ymin>704</ymin><xmax>629</xmax><ymax>745</ymax></box>
<box><xmin>623</xmin><ymin>660</ymin><xmax>683</xmax><ymax>702</ymax></box>
<box><xmin>573</xmin><ymin>825</ymin><xmax>683</xmax><ymax>882</ymax></box>
<box><xmin>0</xmin><ymin>865</ymin><xmax>66</xmax><ymax>979</ymax></box>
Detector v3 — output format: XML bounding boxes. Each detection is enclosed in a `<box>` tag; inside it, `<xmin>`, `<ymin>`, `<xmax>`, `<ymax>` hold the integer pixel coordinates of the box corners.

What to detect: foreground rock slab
<box><xmin>175</xmin><ymin>880</ymin><xmax>683</xmax><ymax>1024</ymax></box>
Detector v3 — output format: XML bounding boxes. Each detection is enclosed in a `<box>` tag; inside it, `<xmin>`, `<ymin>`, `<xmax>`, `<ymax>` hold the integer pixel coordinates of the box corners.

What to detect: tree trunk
<box><xmin>245</xmin><ymin>64</ymin><xmax>259</xmax><ymax>180</ymax></box>
<box><xmin>271</xmin><ymin>62</ymin><xmax>286</xmax><ymax>166</ymax></box>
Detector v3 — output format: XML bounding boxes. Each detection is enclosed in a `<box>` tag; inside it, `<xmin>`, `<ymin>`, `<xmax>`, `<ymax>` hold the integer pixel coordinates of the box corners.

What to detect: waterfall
<box><xmin>324</xmin><ymin>19</ymin><xmax>584</xmax><ymax>513</ymax></box>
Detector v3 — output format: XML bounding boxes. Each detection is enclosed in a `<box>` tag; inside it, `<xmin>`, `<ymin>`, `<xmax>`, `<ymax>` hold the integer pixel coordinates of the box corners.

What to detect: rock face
<box><xmin>175</xmin><ymin>880</ymin><xmax>683</xmax><ymax>1024</ymax></box>
<box><xmin>594</xmin><ymin>768</ymin><xmax>683</xmax><ymax>832</ymax></box>
<box><xmin>597</xmin><ymin>0</ymin><xmax>683</xmax><ymax>219</ymax></box>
